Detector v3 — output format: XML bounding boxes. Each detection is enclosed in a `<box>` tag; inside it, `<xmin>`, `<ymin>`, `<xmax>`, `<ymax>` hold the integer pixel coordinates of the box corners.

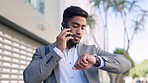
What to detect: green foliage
<box><xmin>86</xmin><ymin>15</ymin><xmax>96</xmax><ymax>29</ymax></box>
<box><xmin>90</xmin><ymin>0</ymin><xmax>148</xmax><ymax>82</ymax></box>
<box><xmin>129</xmin><ymin>59</ymin><xmax>148</xmax><ymax>78</ymax></box>
<box><xmin>113</xmin><ymin>48</ymin><xmax>135</xmax><ymax>76</ymax></box>
<box><xmin>113</xmin><ymin>49</ymin><xmax>148</xmax><ymax>78</ymax></box>
<box><xmin>113</xmin><ymin>48</ymin><xmax>135</xmax><ymax>67</ymax></box>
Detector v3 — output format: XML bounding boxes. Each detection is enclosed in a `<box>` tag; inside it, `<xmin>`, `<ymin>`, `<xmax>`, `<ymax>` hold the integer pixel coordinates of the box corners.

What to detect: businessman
<box><xmin>23</xmin><ymin>6</ymin><xmax>131</xmax><ymax>83</ymax></box>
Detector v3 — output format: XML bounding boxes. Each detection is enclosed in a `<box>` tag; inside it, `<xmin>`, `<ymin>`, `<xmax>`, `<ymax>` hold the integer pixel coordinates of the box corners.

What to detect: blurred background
<box><xmin>0</xmin><ymin>0</ymin><xmax>148</xmax><ymax>83</ymax></box>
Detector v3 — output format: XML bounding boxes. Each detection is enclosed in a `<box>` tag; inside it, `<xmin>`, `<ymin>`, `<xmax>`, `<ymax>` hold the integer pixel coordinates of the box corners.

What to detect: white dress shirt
<box><xmin>54</xmin><ymin>46</ymin><xmax>104</xmax><ymax>83</ymax></box>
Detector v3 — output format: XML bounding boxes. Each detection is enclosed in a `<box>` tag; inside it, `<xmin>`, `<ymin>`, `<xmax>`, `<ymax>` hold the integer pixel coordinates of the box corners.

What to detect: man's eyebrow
<box><xmin>72</xmin><ymin>22</ymin><xmax>79</xmax><ymax>25</ymax></box>
<box><xmin>72</xmin><ymin>22</ymin><xmax>86</xmax><ymax>26</ymax></box>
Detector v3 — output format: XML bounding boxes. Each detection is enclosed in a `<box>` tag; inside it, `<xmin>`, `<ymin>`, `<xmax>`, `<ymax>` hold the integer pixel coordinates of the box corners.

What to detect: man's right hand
<box><xmin>56</xmin><ymin>28</ymin><xmax>73</xmax><ymax>53</ymax></box>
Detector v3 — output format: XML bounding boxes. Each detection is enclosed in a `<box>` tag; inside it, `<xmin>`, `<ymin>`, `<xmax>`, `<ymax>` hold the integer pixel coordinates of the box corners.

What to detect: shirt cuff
<box><xmin>53</xmin><ymin>47</ymin><xmax>64</xmax><ymax>57</ymax></box>
<box><xmin>97</xmin><ymin>56</ymin><xmax>105</xmax><ymax>68</ymax></box>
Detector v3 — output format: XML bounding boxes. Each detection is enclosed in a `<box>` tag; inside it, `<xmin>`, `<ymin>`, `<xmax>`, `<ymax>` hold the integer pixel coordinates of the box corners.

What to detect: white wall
<box><xmin>0</xmin><ymin>0</ymin><xmax>59</xmax><ymax>43</ymax></box>
<box><xmin>44</xmin><ymin>0</ymin><xmax>60</xmax><ymax>31</ymax></box>
<box><xmin>0</xmin><ymin>0</ymin><xmax>104</xmax><ymax>47</ymax></box>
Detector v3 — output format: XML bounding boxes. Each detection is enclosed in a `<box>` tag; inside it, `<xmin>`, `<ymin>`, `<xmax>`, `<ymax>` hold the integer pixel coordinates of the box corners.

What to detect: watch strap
<box><xmin>93</xmin><ymin>56</ymin><xmax>101</xmax><ymax>67</ymax></box>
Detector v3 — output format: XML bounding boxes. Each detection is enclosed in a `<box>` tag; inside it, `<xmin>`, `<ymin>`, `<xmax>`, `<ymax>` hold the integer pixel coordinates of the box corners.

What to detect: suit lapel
<box><xmin>78</xmin><ymin>43</ymin><xmax>86</xmax><ymax>56</ymax></box>
<box><xmin>51</xmin><ymin>42</ymin><xmax>93</xmax><ymax>83</ymax></box>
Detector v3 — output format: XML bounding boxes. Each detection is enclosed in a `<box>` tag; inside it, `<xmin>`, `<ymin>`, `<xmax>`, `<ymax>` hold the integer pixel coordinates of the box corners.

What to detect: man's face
<box><xmin>68</xmin><ymin>16</ymin><xmax>86</xmax><ymax>44</ymax></box>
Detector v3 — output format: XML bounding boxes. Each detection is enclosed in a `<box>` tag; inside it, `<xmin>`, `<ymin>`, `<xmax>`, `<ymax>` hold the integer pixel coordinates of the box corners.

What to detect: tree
<box><xmin>110</xmin><ymin>0</ymin><xmax>148</xmax><ymax>56</ymax></box>
<box><xmin>114</xmin><ymin>48</ymin><xmax>135</xmax><ymax>68</ymax></box>
<box><xmin>130</xmin><ymin>59</ymin><xmax>148</xmax><ymax>78</ymax></box>
<box><xmin>108</xmin><ymin>48</ymin><xmax>135</xmax><ymax>83</ymax></box>
<box><xmin>90</xmin><ymin>0</ymin><xmax>113</xmax><ymax>51</ymax></box>
<box><xmin>89</xmin><ymin>0</ymin><xmax>148</xmax><ymax>83</ymax></box>
<box><xmin>86</xmin><ymin>14</ymin><xmax>101</xmax><ymax>47</ymax></box>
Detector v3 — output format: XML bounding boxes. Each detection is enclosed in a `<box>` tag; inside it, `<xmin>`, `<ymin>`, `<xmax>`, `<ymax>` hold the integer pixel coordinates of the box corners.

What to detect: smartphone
<box><xmin>62</xmin><ymin>22</ymin><xmax>69</xmax><ymax>29</ymax></box>
<box><xmin>62</xmin><ymin>22</ymin><xmax>71</xmax><ymax>37</ymax></box>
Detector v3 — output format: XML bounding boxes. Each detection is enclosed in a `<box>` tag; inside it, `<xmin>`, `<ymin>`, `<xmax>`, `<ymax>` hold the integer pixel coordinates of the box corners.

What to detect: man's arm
<box><xmin>98</xmin><ymin>50</ymin><xmax>132</xmax><ymax>74</ymax></box>
<box><xmin>23</xmin><ymin>46</ymin><xmax>61</xmax><ymax>83</ymax></box>
<box><xmin>73</xmin><ymin>44</ymin><xmax>131</xmax><ymax>74</ymax></box>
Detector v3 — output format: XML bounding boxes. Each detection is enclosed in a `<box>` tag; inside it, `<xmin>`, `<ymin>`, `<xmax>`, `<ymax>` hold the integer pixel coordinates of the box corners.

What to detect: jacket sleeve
<box><xmin>97</xmin><ymin>48</ymin><xmax>132</xmax><ymax>74</ymax></box>
<box><xmin>23</xmin><ymin>46</ymin><xmax>61</xmax><ymax>83</ymax></box>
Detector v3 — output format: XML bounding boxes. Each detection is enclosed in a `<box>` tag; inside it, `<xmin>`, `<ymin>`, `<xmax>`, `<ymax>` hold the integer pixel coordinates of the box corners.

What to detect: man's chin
<box><xmin>72</xmin><ymin>39</ymin><xmax>80</xmax><ymax>44</ymax></box>
<box><xmin>68</xmin><ymin>39</ymin><xmax>80</xmax><ymax>46</ymax></box>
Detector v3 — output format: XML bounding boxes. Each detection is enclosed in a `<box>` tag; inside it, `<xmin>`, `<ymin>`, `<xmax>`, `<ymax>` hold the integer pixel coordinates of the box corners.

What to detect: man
<box><xmin>23</xmin><ymin>6</ymin><xmax>131</xmax><ymax>83</ymax></box>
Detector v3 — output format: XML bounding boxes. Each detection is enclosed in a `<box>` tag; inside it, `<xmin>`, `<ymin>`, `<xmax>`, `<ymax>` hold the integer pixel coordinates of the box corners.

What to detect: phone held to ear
<box><xmin>62</xmin><ymin>22</ymin><xmax>71</xmax><ymax>37</ymax></box>
<box><xmin>62</xmin><ymin>22</ymin><xmax>69</xmax><ymax>29</ymax></box>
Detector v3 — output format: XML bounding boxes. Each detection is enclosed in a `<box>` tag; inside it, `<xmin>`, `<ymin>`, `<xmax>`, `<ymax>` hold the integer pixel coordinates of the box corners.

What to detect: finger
<box><xmin>73</xmin><ymin>64</ymin><xmax>83</xmax><ymax>70</ymax></box>
<box><xmin>79</xmin><ymin>62</ymin><xmax>88</xmax><ymax>67</ymax></box>
<box><xmin>65</xmin><ymin>36</ymin><xmax>73</xmax><ymax>42</ymax></box>
<box><xmin>72</xmin><ymin>67</ymin><xmax>77</xmax><ymax>70</ymax></box>
<box><xmin>59</xmin><ymin>32</ymin><xmax>73</xmax><ymax>41</ymax></box>
<box><xmin>74</xmin><ymin>60</ymin><xmax>86</xmax><ymax>69</ymax></box>
<box><xmin>73</xmin><ymin>60</ymin><xmax>81</xmax><ymax>70</ymax></box>
<box><xmin>86</xmin><ymin>56</ymin><xmax>96</xmax><ymax>64</ymax></box>
<box><xmin>59</xmin><ymin>28</ymin><xmax>71</xmax><ymax>37</ymax></box>
<box><xmin>57</xmin><ymin>31</ymin><xmax>73</xmax><ymax>43</ymax></box>
<box><xmin>78</xmin><ymin>57</ymin><xmax>88</xmax><ymax>67</ymax></box>
<box><xmin>81</xmin><ymin>57</ymin><xmax>89</xmax><ymax>64</ymax></box>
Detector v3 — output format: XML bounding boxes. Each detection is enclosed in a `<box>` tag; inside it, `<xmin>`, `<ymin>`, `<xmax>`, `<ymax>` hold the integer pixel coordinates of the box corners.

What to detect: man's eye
<box><xmin>81</xmin><ymin>27</ymin><xmax>84</xmax><ymax>30</ymax></box>
<box><xmin>72</xmin><ymin>25</ymin><xmax>78</xmax><ymax>28</ymax></box>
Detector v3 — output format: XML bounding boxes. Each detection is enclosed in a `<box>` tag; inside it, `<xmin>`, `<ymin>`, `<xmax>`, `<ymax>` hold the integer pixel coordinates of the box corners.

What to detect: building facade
<box><xmin>0</xmin><ymin>0</ymin><xmax>106</xmax><ymax>83</ymax></box>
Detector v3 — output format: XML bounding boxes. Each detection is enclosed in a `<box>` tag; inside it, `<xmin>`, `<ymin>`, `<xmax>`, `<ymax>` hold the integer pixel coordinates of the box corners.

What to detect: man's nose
<box><xmin>76</xmin><ymin>27</ymin><xmax>82</xmax><ymax>34</ymax></box>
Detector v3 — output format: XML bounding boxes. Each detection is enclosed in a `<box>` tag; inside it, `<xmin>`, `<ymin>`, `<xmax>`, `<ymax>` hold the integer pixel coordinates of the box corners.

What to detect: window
<box><xmin>28</xmin><ymin>0</ymin><xmax>45</xmax><ymax>15</ymax></box>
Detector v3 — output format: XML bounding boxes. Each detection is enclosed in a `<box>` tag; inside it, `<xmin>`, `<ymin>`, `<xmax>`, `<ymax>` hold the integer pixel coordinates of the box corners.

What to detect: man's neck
<box><xmin>67</xmin><ymin>43</ymin><xmax>74</xmax><ymax>49</ymax></box>
<box><xmin>66</xmin><ymin>41</ymin><xmax>77</xmax><ymax>49</ymax></box>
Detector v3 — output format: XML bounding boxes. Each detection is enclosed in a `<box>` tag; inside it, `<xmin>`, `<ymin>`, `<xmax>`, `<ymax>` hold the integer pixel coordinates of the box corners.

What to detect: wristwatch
<box><xmin>93</xmin><ymin>56</ymin><xmax>101</xmax><ymax>67</ymax></box>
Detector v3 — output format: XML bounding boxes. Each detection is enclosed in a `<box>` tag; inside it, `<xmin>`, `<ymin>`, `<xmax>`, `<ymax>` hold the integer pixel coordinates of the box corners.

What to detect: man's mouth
<box><xmin>72</xmin><ymin>35</ymin><xmax>81</xmax><ymax>41</ymax></box>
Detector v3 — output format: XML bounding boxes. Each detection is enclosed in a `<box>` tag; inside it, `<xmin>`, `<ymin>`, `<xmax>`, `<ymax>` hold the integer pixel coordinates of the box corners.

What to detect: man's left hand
<box><xmin>73</xmin><ymin>54</ymin><xmax>96</xmax><ymax>70</ymax></box>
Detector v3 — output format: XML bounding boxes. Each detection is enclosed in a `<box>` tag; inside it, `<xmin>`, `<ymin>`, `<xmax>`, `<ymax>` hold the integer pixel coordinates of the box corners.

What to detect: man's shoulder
<box><xmin>79</xmin><ymin>42</ymin><xmax>97</xmax><ymax>48</ymax></box>
<box><xmin>78</xmin><ymin>42</ymin><xmax>100</xmax><ymax>54</ymax></box>
<box><xmin>78</xmin><ymin>42</ymin><xmax>98</xmax><ymax>51</ymax></box>
<box><xmin>34</xmin><ymin>43</ymin><xmax>55</xmax><ymax>56</ymax></box>
<box><xmin>36</xmin><ymin>43</ymin><xmax>56</xmax><ymax>49</ymax></box>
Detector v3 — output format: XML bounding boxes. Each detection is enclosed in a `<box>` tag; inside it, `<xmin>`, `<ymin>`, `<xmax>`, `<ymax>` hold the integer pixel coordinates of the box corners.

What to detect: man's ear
<box><xmin>61</xmin><ymin>21</ymin><xmax>69</xmax><ymax>31</ymax></box>
<box><xmin>61</xmin><ymin>22</ymin><xmax>64</xmax><ymax>26</ymax></box>
<box><xmin>61</xmin><ymin>22</ymin><xmax>64</xmax><ymax>31</ymax></box>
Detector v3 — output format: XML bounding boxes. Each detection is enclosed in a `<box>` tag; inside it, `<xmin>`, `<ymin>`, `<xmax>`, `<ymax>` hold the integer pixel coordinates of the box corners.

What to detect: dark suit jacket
<box><xmin>23</xmin><ymin>43</ymin><xmax>131</xmax><ymax>83</ymax></box>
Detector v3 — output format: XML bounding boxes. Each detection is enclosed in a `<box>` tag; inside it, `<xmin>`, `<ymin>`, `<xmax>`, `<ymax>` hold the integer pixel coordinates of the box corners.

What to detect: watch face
<box><xmin>93</xmin><ymin>56</ymin><xmax>101</xmax><ymax>67</ymax></box>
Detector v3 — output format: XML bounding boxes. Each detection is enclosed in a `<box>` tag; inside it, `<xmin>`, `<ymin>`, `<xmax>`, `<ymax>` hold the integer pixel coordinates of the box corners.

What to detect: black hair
<box><xmin>62</xmin><ymin>6</ymin><xmax>88</xmax><ymax>22</ymax></box>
